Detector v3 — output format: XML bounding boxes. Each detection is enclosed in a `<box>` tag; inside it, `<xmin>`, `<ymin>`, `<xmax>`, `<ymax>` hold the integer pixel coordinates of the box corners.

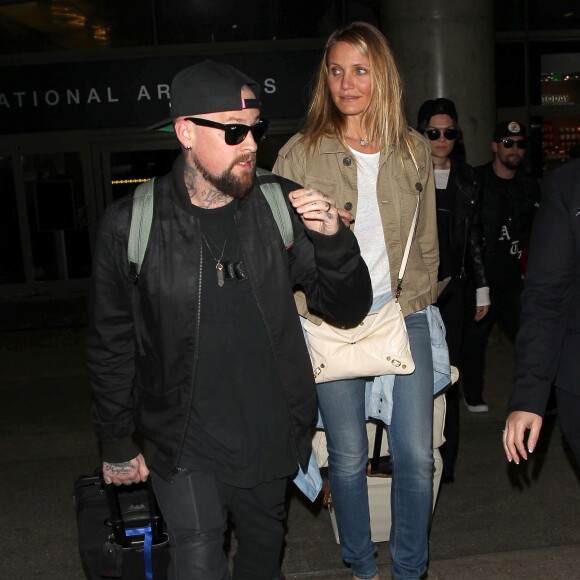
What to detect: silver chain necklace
<box><xmin>345</xmin><ymin>132</ymin><xmax>370</xmax><ymax>147</ymax></box>
<box><xmin>201</xmin><ymin>233</ymin><xmax>227</xmax><ymax>287</ymax></box>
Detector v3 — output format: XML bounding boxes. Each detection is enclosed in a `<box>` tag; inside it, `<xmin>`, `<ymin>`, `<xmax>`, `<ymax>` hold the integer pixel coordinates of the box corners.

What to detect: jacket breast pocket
<box><xmin>393</xmin><ymin>173</ymin><xmax>423</xmax><ymax>198</ymax></box>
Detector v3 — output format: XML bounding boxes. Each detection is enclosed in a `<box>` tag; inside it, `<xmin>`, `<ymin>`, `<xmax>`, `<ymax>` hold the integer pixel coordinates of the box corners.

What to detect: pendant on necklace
<box><xmin>216</xmin><ymin>261</ymin><xmax>225</xmax><ymax>287</ymax></box>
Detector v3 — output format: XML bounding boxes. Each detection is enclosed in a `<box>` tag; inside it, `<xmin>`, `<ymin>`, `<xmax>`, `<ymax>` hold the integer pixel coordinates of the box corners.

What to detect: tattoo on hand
<box><xmin>105</xmin><ymin>460</ymin><xmax>136</xmax><ymax>477</ymax></box>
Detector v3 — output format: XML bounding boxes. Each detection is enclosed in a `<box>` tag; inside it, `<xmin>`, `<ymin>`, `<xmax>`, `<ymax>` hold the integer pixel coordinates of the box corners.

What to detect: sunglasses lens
<box><xmin>499</xmin><ymin>139</ymin><xmax>526</xmax><ymax>149</ymax></box>
<box><xmin>250</xmin><ymin>120</ymin><xmax>268</xmax><ymax>143</ymax></box>
<box><xmin>224</xmin><ymin>126</ymin><xmax>249</xmax><ymax>145</ymax></box>
<box><xmin>224</xmin><ymin>120</ymin><xmax>268</xmax><ymax>145</ymax></box>
<box><xmin>426</xmin><ymin>128</ymin><xmax>458</xmax><ymax>141</ymax></box>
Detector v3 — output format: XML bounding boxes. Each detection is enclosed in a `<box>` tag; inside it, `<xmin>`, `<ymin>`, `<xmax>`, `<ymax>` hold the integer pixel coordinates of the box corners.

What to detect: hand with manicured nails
<box><xmin>503</xmin><ymin>412</ymin><xmax>543</xmax><ymax>464</ymax></box>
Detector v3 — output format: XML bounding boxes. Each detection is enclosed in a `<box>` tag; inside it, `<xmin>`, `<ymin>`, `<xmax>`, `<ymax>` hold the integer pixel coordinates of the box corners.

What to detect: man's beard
<box><xmin>192</xmin><ymin>153</ymin><xmax>256</xmax><ymax>199</ymax></box>
<box><xmin>501</xmin><ymin>155</ymin><xmax>522</xmax><ymax>171</ymax></box>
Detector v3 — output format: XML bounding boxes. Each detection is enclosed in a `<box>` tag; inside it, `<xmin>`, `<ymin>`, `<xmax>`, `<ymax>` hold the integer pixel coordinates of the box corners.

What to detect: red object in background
<box><xmin>520</xmin><ymin>244</ymin><xmax>529</xmax><ymax>280</ymax></box>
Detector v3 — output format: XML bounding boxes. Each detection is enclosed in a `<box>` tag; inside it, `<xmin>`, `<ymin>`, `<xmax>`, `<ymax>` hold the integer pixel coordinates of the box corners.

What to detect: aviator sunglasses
<box><xmin>184</xmin><ymin>117</ymin><xmax>269</xmax><ymax>145</ymax></box>
<box><xmin>495</xmin><ymin>138</ymin><xmax>527</xmax><ymax>150</ymax></box>
<box><xmin>425</xmin><ymin>128</ymin><xmax>459</xmax><ymax>141</ymax></box>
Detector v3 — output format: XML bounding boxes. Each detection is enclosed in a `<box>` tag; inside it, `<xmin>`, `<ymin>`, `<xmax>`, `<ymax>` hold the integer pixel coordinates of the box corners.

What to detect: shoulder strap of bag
<box><xmin>396</xmin><ymin>198</ymin><xmax>420</xmax><ymax>299</ymax></box>
<box><xmin>128</xmin><ymin>178</ymin><xmax>155</xmax><ymax>284</ymax></box>
<box><xmin>395</xmin><ymin>147</ymin><xmax>422</xmax><ymax>299</ymax></box>
<box><xmin>256</xmin><ymin>167</ymin><xmax>294</xmax><ymax>249</ymax></box>
<box><xmin>127</xmin><ymin>170</ymin><xmax>293</xmax><ymax>283</ymax></box>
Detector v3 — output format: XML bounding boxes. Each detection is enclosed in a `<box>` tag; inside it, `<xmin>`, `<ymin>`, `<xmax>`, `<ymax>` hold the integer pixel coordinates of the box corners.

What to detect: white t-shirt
<box><xmin>434</xmin><ymin>168</ymin><xmax>450</xmax><ymax>190</ymax></box>
<box><xmin>351</xmin><ymin>149</ymin><xmax>391</xmax><ymax>298</ymax></box>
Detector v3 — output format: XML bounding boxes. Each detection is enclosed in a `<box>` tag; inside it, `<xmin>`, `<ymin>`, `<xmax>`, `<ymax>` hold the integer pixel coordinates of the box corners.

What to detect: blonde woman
<box><xmin>274</xmin><ymin>22</ymin><xmax>439</xmax><ymax>580</ymax></box>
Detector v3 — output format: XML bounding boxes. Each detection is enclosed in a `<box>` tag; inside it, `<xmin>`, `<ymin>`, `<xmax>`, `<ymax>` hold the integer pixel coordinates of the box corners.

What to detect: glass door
<box><xmin>21</xmin><ymin>150</ymin><xmax>92</xmax><ymax>282</ymax></box>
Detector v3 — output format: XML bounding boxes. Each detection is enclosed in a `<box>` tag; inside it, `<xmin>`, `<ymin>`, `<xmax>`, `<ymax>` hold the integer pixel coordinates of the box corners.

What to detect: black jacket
<box><xmin>86</xmin><ymin>156</ymin><xmax>372</xmax><ymax>481</ymax></box>
<box><xmin>475</xmin><ymin>162</ymin><xmax>540</xmax><ymax>275</ymax></box>
<box><xmin>508</xmin><ymin>158</ymin><xmax>580</xmax><ymax>414</ymax></box>
<box><xmin>440</xmin><ymin>159</ymin><xmax>487</xmax><ymax>288</ymax></box>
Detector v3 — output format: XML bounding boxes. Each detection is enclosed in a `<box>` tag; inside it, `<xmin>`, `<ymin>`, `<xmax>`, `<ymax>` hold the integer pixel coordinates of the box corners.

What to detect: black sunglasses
<box><xmin>184</xmin><ymin>117</ymin><xmax>269</xmax><ymax>145</ymax></box>
<box><xmin>495</xmin><ymin>138</ymin><xmax>527</xmax><ymax>150</ymax></box>
<box><xmin>425</xmin><ymin>128</ymin><xmax>459</xmax><ymax>141</ymax></box>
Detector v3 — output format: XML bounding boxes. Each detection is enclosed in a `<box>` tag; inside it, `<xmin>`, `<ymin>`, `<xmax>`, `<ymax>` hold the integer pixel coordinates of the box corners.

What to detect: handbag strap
<box><xmin>395</xmin><ymin>197</ymin><xmax>420</xmax><ymax>300</ymax></box>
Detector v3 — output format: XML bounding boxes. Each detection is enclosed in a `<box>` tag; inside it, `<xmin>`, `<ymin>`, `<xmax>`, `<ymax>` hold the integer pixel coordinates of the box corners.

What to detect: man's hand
<box><xmin>503</xmin><ymin>411</ymin><xmax>543</xmax><ymax>464</ymax></box>
<box><xmin>289</xmin><ymin>188</ymin><xmax>339</xmax><ymax>235</ymax></box>
<box><xmin>474</xmin><ymin>304</ymin><xmax>490</xmax><ymax>321</ymax></box>
<box><xmin>103</xmin><ymin>453</ymin><xmax>149</xmax><ymax>486</ymax></box>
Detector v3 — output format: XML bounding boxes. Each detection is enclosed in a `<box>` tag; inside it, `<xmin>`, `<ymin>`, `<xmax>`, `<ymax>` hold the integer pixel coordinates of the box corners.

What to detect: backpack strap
<box><xmin>256</xmin><ymin>168</ymin><xmax>294</xmax><ymax>249</ymax></box>
<box><xmin>128</xmin><ymin>178</ymin><xmax>155</xmax><ymax>284</ymax></box>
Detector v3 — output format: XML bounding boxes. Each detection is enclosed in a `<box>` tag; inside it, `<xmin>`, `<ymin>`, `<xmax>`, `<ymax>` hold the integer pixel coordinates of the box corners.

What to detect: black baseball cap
<box><xmin>416</xmin><ymin>98</ymin><xmax>459</xmax><ymax>132</ymax></box>
<box><xmin>493</xmin><ymin>120</ymin><xmax>526</xmax><ymax>141</ymax></box>
<box><xmin>150</xmin><ymin>60</ymin><xmax>261</xmax><ymax>132</ymax></box>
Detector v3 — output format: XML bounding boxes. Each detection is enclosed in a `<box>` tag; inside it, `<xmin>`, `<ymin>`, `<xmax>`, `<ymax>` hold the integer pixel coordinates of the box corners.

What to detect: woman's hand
<box><xmin>289</xmin><ymin>188</ymin><xmax>340</xmax><ymax>235</ymax></box>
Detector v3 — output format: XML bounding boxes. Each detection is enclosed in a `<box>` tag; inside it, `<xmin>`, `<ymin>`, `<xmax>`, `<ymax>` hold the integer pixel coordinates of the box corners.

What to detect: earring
<box><xmin>185</xmin><ymin>145</ymin><xmax>192</xmax><ymax>151</ymax></box>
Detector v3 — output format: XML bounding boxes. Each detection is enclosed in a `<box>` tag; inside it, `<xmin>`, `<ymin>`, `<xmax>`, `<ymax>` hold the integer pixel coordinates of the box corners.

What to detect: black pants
<box><xmin>151</xmin><ymin>468</ymin><xmax>288</xmax><ymax>580</ymax></box>
<box><xmin>436</xmin><ymin>278</ymin><xmax>466</xmax><ymax>480</ymax></box>
<box><xmin>461</xmin><ymin>284</ymin><xmax>521</xmax><ymax>405</ymax></box>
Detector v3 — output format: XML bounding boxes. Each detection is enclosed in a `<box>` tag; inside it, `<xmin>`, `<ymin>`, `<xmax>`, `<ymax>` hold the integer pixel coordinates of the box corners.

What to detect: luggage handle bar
<box><xmin>104</xmin><ymin>479</ymin><xmax>164</xmax><ymax>547</ymax></box>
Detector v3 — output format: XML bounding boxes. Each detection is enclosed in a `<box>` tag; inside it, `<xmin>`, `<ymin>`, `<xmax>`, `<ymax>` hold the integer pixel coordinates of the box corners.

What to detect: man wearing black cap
<box><xmin>86</xmin><ymin>60</ymin><xmax>372</xmax><ymax>579</ymax></box>
<box><xmin>416</xmin><ymin>97</ymin><xmax>489</xmax><ymax>483</ymax></box>
<box><xmin>461</xmin><ymin>120</ymin><xmax>540</xmax><ymax>413</ymax></box>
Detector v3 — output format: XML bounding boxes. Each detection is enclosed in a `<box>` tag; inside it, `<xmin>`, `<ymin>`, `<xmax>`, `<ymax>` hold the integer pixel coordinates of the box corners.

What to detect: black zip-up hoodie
<box><xmin>86</xmin><ymin>156</ymin><xmax>372</xmax><ymax>481</ymax></box>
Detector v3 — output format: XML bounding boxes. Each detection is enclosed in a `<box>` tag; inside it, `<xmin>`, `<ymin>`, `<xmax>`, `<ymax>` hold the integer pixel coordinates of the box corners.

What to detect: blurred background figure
<box><xmin>461</xmin><ymin>121</ymin><xmax>541</xmax><ymax>413</ymax></box>
<box><xmin>416</xmin><ymin>98</ymin><xmax>489</xmax><ymax>484</ymax></box>
<box><xmin>504</xmin><ymin>157</ymin><xmax>580</xmax><ymax>467</ymax></box>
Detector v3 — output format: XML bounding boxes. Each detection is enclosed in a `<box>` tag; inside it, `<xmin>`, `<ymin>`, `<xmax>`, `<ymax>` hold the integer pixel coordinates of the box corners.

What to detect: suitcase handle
<box><xmin>104</xmin><ymin>479</ymin><xmax>164</xmax><ymax>547</ymax></box>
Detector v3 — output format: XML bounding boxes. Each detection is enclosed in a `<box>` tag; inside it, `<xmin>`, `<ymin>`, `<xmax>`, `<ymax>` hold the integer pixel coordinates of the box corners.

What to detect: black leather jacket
<box><xmin>439</xmin><ymin>159</ymin><xmax>487</xmax><ymax>288</ymax></box>
<box><xmin>86</xmin><ymin>156</ymin><xmax>372</xmax><ymax>481</ymax></box>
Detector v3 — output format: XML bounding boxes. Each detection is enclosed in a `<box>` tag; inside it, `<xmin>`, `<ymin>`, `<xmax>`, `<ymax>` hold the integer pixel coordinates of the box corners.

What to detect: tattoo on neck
<box><xmin>184</xmin><ymin>164</ymin><xmax>198</xmax><ymax>201</ymax></box>
<box><xmin>199</xmin><ymin>189</ymin><xmax>229</xmax><ymax>208</ymax></box>
<box><xmin>183</xmin><ymin>162</ymin><xmax>229</xmax><ymax>208</ymax></box>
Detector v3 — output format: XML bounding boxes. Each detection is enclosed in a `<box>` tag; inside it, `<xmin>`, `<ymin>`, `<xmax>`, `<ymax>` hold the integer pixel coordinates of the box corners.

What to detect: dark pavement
<box><xmin>0</xmin><ymin>324</ymin><xmax>578</xmax><ymax>579</ymax></box>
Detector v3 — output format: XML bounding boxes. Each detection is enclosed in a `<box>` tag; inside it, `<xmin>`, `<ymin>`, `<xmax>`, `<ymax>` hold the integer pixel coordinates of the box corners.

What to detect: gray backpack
<box><xmin>127</xmin><ymin>167</ymin><xmax>293</xmax><ymax>283</ymax></box>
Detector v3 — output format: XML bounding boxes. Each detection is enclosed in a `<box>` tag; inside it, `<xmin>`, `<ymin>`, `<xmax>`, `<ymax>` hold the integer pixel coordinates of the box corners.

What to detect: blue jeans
<box><xmin>317</xmin><ymin>311</ymin><xmax>434</xmax><ymax>580</ymax></box>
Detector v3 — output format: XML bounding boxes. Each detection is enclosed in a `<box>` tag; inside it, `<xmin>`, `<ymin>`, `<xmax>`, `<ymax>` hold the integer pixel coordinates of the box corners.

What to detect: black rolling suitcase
<box><xmin>74</xmin><ymin>474</ymin><xmax>169</xmax><ymax>579</ymax></box>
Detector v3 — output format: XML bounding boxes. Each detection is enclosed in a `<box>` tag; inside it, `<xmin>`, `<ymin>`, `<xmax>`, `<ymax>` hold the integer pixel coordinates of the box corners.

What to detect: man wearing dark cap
<box><xmin>86</xmin><ymin>60</ymin><xmax>372</xmax><ymax>579</ymax></box>
<box><xmin>416</xmin><ymin>98</ymin><xmax>489</xmax><ymax>483</ymax></box>
<box><xmin>461</xmin><ymin>120</ymin><xmax>540</xmax><ymax>413</ymax></box>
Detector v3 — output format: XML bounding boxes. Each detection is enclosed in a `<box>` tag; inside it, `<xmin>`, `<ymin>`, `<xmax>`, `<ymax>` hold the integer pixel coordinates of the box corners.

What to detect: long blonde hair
<box><xmin>302</xmin><ymin>21</ymin><xmax>415</xmax><ymax>160</ymax></box>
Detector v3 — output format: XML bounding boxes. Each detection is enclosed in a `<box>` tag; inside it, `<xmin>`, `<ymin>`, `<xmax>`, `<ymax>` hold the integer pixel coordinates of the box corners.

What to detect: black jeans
<box><xmin>436</xmin><ymin>278</ymin><xmax>466</xmax><ymax>480</ymax></box>
<box><xmin>461</xmin><ymin>283</ymin><xmax>521</xmax><ymax>405</ymax></box>
<box><xmin>151</xmin><ymin>468</ymin><xmax>288</xmax><ymax>580</ymax></box>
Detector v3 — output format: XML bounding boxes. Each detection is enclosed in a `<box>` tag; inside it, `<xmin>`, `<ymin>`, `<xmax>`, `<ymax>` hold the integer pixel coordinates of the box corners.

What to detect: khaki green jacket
<box><xmin>273</xmin><ymin>130</ymin><xmax>440</xmax><ymax>319</ymax></box>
